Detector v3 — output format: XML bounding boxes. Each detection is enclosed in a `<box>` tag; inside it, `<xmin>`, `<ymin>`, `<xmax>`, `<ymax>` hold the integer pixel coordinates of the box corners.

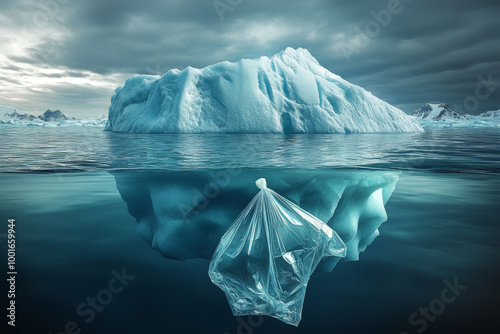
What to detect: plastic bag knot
<box><xmin>255</xmin><ymin>178</ymin><xmax>267</xmax><ymax>190</ymax></box>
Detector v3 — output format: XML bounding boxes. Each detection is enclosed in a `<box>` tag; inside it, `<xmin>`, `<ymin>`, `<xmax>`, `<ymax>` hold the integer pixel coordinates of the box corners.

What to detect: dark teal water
<box><xmin>1</xmin><ymin>126</ymin><xmax>499</xmax><ymax>334</ymax></box>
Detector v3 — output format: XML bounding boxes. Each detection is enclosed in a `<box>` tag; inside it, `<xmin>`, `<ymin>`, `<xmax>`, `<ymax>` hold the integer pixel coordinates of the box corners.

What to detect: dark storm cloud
<box><xmin>1</xmin><ymin>0</ymin><xmax>500</xmax><ymax>115</ymax></box>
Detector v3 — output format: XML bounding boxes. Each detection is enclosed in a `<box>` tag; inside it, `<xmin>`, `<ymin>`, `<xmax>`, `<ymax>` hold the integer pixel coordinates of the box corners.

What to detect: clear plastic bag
<box><xmin>209</xmin><ymin>178</ymin><xmax>346</xmax><ymax>326</ymax></box>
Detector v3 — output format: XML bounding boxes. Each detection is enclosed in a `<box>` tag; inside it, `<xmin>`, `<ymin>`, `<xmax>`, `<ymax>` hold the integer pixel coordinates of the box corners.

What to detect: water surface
<box><xmin>1</xmin><ymin>126</ymin><xmax>499</xmax><ymax>334</ymax></box>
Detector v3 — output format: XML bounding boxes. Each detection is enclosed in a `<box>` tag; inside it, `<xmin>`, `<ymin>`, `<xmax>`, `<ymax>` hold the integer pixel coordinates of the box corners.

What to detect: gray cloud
<box><xmin>1</xmin><ymin>0</ymin><xmax>499</xmax><ymax>116</ymax></box>
<box><xmin>0</xmin><ymin>75</ymin><xmax>22</xmax><ymax>85</ymax></box>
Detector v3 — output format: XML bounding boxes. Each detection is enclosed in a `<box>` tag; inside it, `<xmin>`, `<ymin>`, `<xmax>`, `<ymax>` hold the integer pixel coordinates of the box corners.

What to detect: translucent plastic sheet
<box><xmin>209</xmin><ymin>178</ymin><xmax>346</xmax><ymax>326</ymax></box>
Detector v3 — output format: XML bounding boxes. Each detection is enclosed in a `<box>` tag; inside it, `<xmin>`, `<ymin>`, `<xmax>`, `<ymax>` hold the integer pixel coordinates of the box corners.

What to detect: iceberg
<box><xmin>479</xmin><ymin>110</ymin><xmax>500</xmax><ymax>118</ymax></box>
<box><xmin>110</xmin><ymin>169</ymin><xmax>399</xmax><ymax>272</ymax></box>
<box><xmin>105</xmin><ymin>48</ymin><xmax>423</xmax><ymax>133</ymax></box>
<box><xmin>1</xmin><ymin>118</ymin><xmax>108</xmax><ymax>127</ymax></box>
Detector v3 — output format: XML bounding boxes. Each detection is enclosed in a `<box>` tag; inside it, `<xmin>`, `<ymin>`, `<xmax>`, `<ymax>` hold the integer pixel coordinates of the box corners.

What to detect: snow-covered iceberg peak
<box><xmin>105</xmin><ymin>47</ymin><xmax>423</xmax><ymax>133</ymax></box>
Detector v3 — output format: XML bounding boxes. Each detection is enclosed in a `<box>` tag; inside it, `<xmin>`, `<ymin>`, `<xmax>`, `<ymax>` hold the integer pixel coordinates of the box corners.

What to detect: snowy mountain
<box><xmin>0</xmin><ymin>105</ymin><xmax>107</xmax><ymax>127</ymax></box>
<box><xmin>410</xmin><ymin>103</ymin><xmax>500</xmax><ymax>128</ymax></box>
<box><xmin>0</xmin><ymin>105</ymin><xmax>18</xmax><ymax>116</ymax></box>
<box><xmin>2</xmin><ymin>106</ymin><xmax>39</xmax><ymax>122</ymax></box>
<box><xmin>411</xmin><ymin>103</ymin><xmax>462</xmax><ymax>121</ymax></box>
<box><xmin>106</xmin><ymin>47</ymin><xmax>423</xmax><ymax>133</ymax></box>
<box><xmin>38</xmin><ymin>109</ymin><xmax>75</xmax><ymax>122</ymax></box>
<box><xmin>2</xmin><ymin>107</ymin><xmax>74</xmax><ymax>122</ymax></box>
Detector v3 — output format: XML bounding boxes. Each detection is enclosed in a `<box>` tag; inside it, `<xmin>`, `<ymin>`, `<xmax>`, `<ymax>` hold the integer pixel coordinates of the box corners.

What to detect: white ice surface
<box><xmin>105</xmin><ymin>48</ymin><xmax>423</xmax><ymax>133</ymax></box>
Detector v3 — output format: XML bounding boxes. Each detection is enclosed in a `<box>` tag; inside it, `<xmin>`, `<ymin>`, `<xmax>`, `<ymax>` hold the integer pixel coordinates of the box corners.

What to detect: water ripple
<box><xmin>0</xmin><ymin>126</ymin><xmax>499</xmax><ymax>173</ymax></box>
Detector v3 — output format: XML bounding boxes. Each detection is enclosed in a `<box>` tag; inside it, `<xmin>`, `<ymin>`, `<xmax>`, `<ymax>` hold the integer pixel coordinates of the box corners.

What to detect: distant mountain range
<box><xmin>410</xmin><ymin>103</ymin><xmax>500</xmax><ymax>128</ymax></box>
<box><xmin>411</xmin><ymin>103</ymin><xmax>462</xmax><ymax>121</ymax></box>
<box><xmin>411</xmin><ymin>103</ymin><xmax>500</xmax><ymax>121</ymax></box>
<box><xmin>0</xmin><ymin>105</ymin><xmax>107</xmax><ymax>127</ymax></box>
<box><xmin>4</xmin><ymin>108</ymin><xmax>75</xmax><ymax>122</ymax></box>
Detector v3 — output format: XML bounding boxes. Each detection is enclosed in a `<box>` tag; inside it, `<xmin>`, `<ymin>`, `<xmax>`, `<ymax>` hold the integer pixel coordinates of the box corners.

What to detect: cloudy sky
<box><xmin>1</xmin><ymin>0</ymin><xmax>499</xmax><ymax>117</ymax></box>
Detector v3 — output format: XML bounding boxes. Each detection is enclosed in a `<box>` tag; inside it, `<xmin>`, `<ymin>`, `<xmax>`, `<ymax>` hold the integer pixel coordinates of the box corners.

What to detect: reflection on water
<box><xmin>1</xmin><ymin>126</ymin><xmax>500</xmax><ymax>173</ymax></box>
<box><xmin>111</xmin><ymin>169</ymin><xmax>399</xmax><ymax>272</ymax></box>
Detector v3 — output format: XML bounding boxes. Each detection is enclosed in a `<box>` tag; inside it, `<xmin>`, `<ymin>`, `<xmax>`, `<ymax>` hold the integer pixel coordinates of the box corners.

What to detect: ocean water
<box><xmin>1</xmin><ymin>126</ymin><xmax>499</xmax><ymax>334</ymax></box>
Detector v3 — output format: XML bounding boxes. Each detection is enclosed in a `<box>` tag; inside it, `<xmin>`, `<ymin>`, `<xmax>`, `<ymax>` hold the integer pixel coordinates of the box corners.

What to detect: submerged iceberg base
<box><xmin>111</xmin><ymin>169</ymin><xmax>399</xmax><ymax>272</ymax></box>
